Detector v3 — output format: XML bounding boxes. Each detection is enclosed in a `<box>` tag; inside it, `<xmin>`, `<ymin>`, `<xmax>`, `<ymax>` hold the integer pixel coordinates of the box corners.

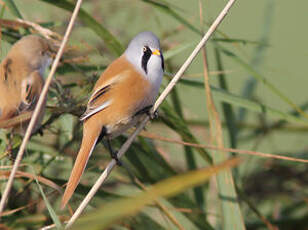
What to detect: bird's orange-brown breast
<box><xmin>87</xmin><ymin>55</ymin><xmax>151</xmax><ymax>133</ymax></box>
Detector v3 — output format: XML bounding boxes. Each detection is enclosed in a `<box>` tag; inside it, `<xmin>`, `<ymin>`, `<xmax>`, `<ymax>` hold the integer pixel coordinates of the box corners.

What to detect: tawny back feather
<box><xmin>82</xmin><ymin>55</ymin><xmax>152</xmax><ymax>130</ymax></box>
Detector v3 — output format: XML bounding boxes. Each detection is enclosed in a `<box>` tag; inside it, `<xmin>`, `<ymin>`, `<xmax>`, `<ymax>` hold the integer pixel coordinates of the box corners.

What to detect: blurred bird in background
<box><xmin>0</xmin><ymin>35</ymin><xmax>55</xmax><ymax>134</ymax></box>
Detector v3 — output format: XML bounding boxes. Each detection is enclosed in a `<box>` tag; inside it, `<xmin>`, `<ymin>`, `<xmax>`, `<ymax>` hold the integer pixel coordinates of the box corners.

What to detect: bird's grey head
<box><xmin>125</xmin><ymin>31</ymin><xmax>164</xmax><ymax>83</ymax></box>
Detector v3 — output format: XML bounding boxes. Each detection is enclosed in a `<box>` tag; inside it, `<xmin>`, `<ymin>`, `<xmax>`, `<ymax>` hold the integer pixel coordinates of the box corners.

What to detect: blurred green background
<box><xmin>1</xmin><ymin>0</ymin><xmax>308</xmax><ymax>229</ymax></box>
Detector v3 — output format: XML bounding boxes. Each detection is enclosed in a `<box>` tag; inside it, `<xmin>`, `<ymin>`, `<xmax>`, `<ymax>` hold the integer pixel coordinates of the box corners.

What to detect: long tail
<box><xmin>61</xmin><ymin>121</ymin><xmax>102</xmax><ymax>209</ymax></box>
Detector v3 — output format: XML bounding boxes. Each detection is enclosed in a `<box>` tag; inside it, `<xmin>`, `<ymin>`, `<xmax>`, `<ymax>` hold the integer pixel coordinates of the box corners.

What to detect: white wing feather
<box><xmin>80</xmin><ymin>100</ymin><xmax>112</xmax><ymax>121</ymax></box>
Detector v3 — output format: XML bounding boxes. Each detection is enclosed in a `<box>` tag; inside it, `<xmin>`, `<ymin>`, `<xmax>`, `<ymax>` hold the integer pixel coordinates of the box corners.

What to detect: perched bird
<box><xmin>0</xmin><ymin>35</ymin><xmax>54</xmax><ymax>133</ymax></box>
<box><xmin>61</xmin><ymin>31</ymin><xmax>164</xmax><ymax>208</ymax></box>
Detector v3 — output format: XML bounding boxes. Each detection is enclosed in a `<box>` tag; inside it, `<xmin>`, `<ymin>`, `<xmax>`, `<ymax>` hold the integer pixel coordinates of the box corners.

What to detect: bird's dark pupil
<box><xmin>141</xmin><ymin>46</ymin><xmax>152</xmax><ymax>74</ymax></box>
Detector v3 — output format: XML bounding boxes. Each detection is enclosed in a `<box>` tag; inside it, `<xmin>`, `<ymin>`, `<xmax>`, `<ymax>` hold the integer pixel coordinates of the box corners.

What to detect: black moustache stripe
<box><xmin>141</xmin><ymin>46</ymin><xmax>152</xmax><ymax>74</ymax></box>
<box><xmin>160</xmin><ymin>53</ymin><xmax>164</xmax><ymax>72</ymax></box>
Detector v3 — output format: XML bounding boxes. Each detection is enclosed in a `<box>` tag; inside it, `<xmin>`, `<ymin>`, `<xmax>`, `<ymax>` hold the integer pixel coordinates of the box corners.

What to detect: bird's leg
<box><xmin>98</xmin><ymin>126</ymin><xmax>108</xmax><ymax>143</ymax></box>
<box><xmin>97</xmin><ymin>126</ymin><xmax>120</xmax><ymax>165</ymax></box>
<box><xmin>106</xmin><ymin>138</ymin><xmax>122</xmax><ymax>166</ymax></box>
<box><xmin>134</xmin><ymin>105</ymin><xmax>158</xmax><ymax>120</ymax></box>
<box><xmin>98</xmin><ymin>126</ymin><xmax>121</xmax><ymax>166</ymax></box>
<box><xmin>37</xmin><ymin>127</ymin><xmax>44</xmax><ymax>136</ymax></box>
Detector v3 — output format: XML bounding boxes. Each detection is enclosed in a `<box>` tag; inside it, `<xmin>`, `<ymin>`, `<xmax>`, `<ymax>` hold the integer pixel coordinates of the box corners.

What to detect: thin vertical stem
<box><xmin>0</xmin><ymin>0</ymin><xmax>84</xmax><ymax>216</ymax></box>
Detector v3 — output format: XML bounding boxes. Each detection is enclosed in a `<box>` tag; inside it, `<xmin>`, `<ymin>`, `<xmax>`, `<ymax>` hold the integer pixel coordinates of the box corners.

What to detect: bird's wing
<box><xmin>1</xmin><ymin>58</ymin><xmax>12</xmax><ymax>82</ymax></box>
<box><xmin>80</xmin><ymin>71</ymin><xmax>128</xmax><ymax>121</ymax></box>
<box><xmin>20</xmin><ymin>71</ymin><xmax>44</xmax><ymax>111</ymax></box>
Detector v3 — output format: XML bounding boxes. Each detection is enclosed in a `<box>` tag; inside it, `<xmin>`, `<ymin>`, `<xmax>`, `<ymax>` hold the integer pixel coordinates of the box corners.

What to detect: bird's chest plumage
<box><xmin>104</xmin><ymin>71</ymin><xmax>154</xmax><ymax>138</ymax></box>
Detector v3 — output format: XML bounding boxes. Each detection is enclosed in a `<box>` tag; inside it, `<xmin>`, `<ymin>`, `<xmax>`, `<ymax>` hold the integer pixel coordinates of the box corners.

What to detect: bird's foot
<box><xmin>111</xmin><ymin>151</ymin><xmax>122</xmax><ymax>166</ymax></box>
<box><xmin>149</xmin><ymin>110</ymin><xmax>158</xmax><ymax>120</ymax></box>
<box><xmin>135</xmin><ymin>105</ymin><xmax>158</xmax><ymax>120</ymax></box>
<box><xmin>37</xmin><ymin>127</ymin><xmax>44</xmax><ymax>136</ymax></box>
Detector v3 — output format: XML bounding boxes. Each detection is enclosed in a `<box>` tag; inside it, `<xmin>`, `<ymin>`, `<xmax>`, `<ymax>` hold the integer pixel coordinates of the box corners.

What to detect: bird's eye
<box><xmin>143</xmin><ymin>46</ymin><xmax>147</xmax><ymax>52</ymax></box>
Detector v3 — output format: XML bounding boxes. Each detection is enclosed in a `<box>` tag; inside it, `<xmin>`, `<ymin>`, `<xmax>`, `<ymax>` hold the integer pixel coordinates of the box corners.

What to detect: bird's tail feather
<box><xmin>61</xmin><ymin>123</ymin><xmax>102</xmax><ymax>209</ymax></box>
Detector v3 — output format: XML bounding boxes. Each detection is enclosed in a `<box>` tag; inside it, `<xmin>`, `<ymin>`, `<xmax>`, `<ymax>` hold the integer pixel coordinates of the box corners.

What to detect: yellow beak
<box><xmin>152</xmin><ymin>49</ymin><xmax>161</xmax><ymax>56</ymax></box>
